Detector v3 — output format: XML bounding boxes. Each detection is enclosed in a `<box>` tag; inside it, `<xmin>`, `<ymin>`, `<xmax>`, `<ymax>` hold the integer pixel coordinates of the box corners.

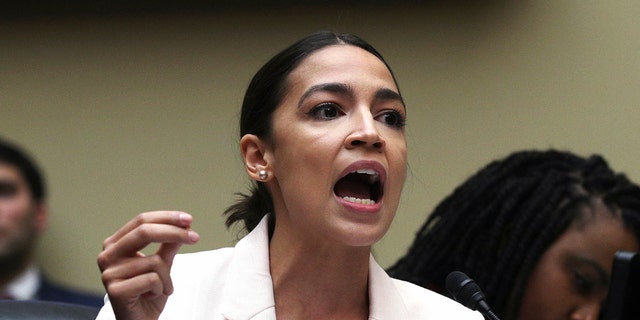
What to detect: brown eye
<box><xmin>308</xmin><ymin>103</ymin><xmax>343</xmax><ymax>120</ymax></box>
<box><xmin>375</xmin><ymin>110</ymin><xmax>406</xmax><ymax>128</ymax></box>
<box><xmin>0</xmin><ymin>181</ymin><xmax>18</xmax><ymax>198</ymax></box>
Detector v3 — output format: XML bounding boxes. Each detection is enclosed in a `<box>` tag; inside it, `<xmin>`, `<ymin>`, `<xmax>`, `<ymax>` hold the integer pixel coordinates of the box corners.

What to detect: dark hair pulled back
<box><xmin>224</xmin><ymin>30</ymin><xmax>401</xmax><ymax>233</ymax></box>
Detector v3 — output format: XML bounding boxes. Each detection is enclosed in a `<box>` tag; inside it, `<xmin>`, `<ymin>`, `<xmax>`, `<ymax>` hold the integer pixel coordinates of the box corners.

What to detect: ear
<box><xmin>33</xmin><ymin>201</ymin><xmax>48</xmax><ymax>235</ymax></box>
<box><xmin>240</xmin><ymin>134</ymin><xmax>272</xmax><ymax>182</ymax></box>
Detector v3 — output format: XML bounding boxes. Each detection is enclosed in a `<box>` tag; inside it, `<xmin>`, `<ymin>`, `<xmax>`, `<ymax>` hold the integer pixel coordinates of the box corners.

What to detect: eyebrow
<box><xmin>297</xmin><ymin>82</ymin><xmax>404</xmax><ymax>108</ymax></box>
<box><xmin>375</xmin><ymin>88</ymin><xmax>404</xmax><ymax>104</ymax></box>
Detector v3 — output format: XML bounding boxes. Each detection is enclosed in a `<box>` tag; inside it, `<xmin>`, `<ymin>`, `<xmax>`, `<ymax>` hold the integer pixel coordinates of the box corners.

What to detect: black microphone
<box><xmin>446</xmin><ymin>271</ymin><xmax>501</xmax><ymax>320</ymax></box>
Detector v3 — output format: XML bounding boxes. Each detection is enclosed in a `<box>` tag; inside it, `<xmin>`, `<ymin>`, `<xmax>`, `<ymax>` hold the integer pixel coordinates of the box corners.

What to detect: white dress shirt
<box><xmin>2</xmin><ymin>264</ymin><xmax>40</xmax><ymax>300</ymax></box>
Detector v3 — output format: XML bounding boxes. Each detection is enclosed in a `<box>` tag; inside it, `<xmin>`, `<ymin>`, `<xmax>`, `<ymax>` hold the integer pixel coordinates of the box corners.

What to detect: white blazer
<box><xmin>96</xmin><ymin>216</ymin><xmax>482</xmax><ymax>320</ymax></box>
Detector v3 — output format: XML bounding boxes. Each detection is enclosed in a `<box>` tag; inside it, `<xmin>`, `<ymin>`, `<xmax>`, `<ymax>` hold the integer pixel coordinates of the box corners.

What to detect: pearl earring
<box><xmin>258</xmin><ymin>169</ymin><xmax>268</xmax><ymax>180</ymax></box>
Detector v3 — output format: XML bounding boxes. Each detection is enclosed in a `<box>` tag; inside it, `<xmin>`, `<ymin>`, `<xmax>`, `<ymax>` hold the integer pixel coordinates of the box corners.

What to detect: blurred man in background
<box><xmin>0</xmin><ymin>137</ymin><xmax>103</xmax><ymax>307</ymax></box>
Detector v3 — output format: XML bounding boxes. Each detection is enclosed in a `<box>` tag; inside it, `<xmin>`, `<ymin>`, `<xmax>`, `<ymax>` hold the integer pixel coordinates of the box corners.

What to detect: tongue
<box><xmin>334</xmin><ymin>177</ymin><xmax>370</xmax><ymax>199</ymax></box>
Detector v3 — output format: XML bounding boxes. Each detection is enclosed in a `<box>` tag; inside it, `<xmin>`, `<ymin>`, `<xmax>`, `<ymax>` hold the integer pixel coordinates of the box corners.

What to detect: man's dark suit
<box><xmin>35</xmin><ymin>276</ymin><xmax>104</xmax><ymax>308</ymax></box>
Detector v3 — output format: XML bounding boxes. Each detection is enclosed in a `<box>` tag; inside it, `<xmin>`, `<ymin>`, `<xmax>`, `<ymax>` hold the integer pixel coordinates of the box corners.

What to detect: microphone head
<box><xmin>446</xmin><ymin>271</ymin><xmax>486</xmax><ymax>311</ymax></box>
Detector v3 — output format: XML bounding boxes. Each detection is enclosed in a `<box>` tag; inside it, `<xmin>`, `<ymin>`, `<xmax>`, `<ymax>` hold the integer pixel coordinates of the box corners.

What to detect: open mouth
<box><xmin>333</xmin><ymin>169</ymin><xmax>382</xmax><ymax>205</ymax></box>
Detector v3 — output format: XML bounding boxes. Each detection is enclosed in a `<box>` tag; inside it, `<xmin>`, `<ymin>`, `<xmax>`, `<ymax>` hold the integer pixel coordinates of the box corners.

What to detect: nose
<box><xmin>570</xmin><ymin>302</ymin><xmax>601</xmax><ymax>320</ymax></box>
<box><xmin>344</xmin><ymin>109</ymin><xmax>385</xmax><ymax>150</ymax></box>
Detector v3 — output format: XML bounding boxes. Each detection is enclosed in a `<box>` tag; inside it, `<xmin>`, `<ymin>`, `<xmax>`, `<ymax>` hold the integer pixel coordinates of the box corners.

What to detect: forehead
<box><xmin>287</xmin><ymin>44</ymin><xmax>398</xmax><ymax>92</ymax></box>
<box><xmin>556</xmin><ymin>205</ymin><xmax>639</xmax><ymax>261</ymax></box>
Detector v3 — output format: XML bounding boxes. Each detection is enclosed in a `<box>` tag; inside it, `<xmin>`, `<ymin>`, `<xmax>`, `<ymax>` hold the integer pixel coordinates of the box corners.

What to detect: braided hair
<box><xmin>387</xmin><ymin>149</ymin><xmax>640</xmax><ymax>320</ymax></box>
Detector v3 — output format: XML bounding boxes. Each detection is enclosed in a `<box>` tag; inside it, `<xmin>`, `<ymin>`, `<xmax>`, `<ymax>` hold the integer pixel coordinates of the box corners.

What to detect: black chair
<box><xmin>0</xmin><ymin>300</ymin><xmax>99</xmax><ymax>320</ymax></box>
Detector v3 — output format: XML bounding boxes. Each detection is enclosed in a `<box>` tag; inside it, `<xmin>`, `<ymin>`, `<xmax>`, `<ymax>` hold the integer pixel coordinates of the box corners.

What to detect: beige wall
<box><xmin>1</xmin><ymin>2</ymin><xmax>639</xmax><ymax>293</ymax></box>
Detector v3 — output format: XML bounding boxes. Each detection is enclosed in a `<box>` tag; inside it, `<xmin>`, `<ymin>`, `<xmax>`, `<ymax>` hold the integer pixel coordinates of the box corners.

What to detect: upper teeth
<box><xmin>354</xmin><ymin>169</ymin><xmax>379</xmax><ymax>184</ymax></box>
<box><xmin>355</xmin><ymin>169</ymin><xmax>377</xmax><ymax>175</ymax></box>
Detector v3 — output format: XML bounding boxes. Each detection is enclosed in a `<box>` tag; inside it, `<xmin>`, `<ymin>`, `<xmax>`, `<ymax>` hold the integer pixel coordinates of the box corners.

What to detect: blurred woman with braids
<box><xmin>387</xmin><ymin>149</ymin><xmax>640</xmax><ymax>320</ymax></box>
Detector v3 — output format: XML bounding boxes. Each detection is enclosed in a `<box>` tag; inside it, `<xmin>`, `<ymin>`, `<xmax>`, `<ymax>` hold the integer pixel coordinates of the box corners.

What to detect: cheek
<box><xmin>275</xmin><ymin>123</ymin><xmax>338</xmax><ymax>162</ymax></box>
<box><xmin>389</xmin><ymin>132</ymin><xmax>407</xmax><ymax>159</ymax></box>
<box><xmin>389</xmin><ymin>144</ymin><xmax>407</xmax><ymax>183</ymax></box>
<box><xmin>0</xmin><ymin>197</ymin><xmax>31</xmax><ymax>218</ymax></box>
<box><xmin>520</xmin><ymin>253</ymin><xmax>574</xmax><ymax>318</ymax></box>
<box><xmin>275</xmin><ymin>137</ymin><xmax>334</xmax><ymax>172</ymax></box>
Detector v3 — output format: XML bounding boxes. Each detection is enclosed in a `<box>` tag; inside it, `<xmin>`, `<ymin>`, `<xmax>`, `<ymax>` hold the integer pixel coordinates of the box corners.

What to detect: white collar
<box><xmin>218</xmin><ymin>215</ymin><xmax>410</xmax><ymax>319</ymax></box>
<box><xmin>4</xmin><ymin>264</ymin><xmax>40</xmax><ymax>300</ymax></box>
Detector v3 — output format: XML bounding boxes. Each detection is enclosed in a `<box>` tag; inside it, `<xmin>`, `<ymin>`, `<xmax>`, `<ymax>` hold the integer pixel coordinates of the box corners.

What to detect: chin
<box><xmin>338</xmin><ymin>224</ymin><xmax>389</xmax><ymax>247</ymax></box>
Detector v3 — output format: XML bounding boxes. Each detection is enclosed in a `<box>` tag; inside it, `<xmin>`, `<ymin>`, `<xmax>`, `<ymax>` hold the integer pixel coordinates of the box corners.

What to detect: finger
<box><xmin>103</xmin><ymin>222</ymin><xmax>197</xmax><ymax>260</ymax></box>
<box><xmin>101</xmin><ymin>254</ymin><xmax>174</xmax><ymax>294</ymax></box>
<box><xmin>156</xmin><ymin>232</ymin><xmax>198</xmax><ymax>269</ymax></box>
<box><xmin>98</xmin><ymin>224</ymin><xmax>197</xmax><ymax>274</ymax></box>
<box><xmin>103</xmin><ymin>211</ymin><xmax>192</xmax><ymax>249</ymax></box>
<box><xmin>107</xmin><ymin>272</ymin><xmax>166</xmax><ymax>302</ymax></box>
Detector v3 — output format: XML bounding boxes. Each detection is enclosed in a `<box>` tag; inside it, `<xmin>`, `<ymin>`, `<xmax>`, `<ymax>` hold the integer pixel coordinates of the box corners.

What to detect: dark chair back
<box><xmin>0</xmin><ymin>300</ymin><xmax>99</xmax><ymax>320</ymax></box>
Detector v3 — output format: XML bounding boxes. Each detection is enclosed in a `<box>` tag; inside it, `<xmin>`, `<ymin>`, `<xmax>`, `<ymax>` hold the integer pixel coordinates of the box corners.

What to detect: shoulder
<box><xmin>165</xmin><ymin>247</ymin><xmax>236</xmax><ymax>296</ymax></box>
<box><xmin>391</xmin><ymin>278</ymin><xmax>483</xmax><ymax>319</ymax></box>
<box><xmin>38</xmin><ymin>277</ymin><xmax>105</xmax><ymax>308</ymax></box>
<box><xmin>369</xmin><ymin>257</ymin><xmax>482</xmax><ymax>319</ymax></box>
<box><xmin>171</xmin><ymin>247</ymin><xmax>235</xmax><ymax>273</ymax></box>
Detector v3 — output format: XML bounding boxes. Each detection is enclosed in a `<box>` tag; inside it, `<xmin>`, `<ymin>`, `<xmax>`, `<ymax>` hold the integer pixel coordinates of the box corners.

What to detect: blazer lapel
<box><xmin>220</xmin><ymin>216</ymin><xmax>276</xmax><ymax>320</ymax></box>
<box><xmin>368</xmin><ymin>255</ymin><xmax>410</xmax><ymax>319</ymax></box>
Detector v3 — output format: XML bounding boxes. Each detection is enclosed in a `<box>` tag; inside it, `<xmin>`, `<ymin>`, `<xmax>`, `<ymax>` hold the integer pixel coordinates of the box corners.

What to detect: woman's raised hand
<box><xmin>97</xmin><ymin>211</ymin><xmax>200</xmax><ymax>320</ymax></box>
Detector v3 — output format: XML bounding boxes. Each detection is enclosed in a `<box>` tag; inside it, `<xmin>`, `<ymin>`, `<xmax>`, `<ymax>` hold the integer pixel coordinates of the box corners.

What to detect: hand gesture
<box><xmin>97</xmin><ymin>211</ymin><xmax>200</xmax><ymax>320</ymax></box>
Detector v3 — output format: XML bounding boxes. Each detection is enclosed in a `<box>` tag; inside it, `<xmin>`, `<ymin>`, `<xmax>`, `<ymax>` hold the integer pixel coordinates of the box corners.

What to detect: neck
<box><xmin>0</xmin><ymin>254</ymin><xmax>32</xmax><ymax>288</ymax></box>
<box><xmin>269</xmin><ymin>228</ymin><xmax>371</xmax><ymax>320</ymax></box>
